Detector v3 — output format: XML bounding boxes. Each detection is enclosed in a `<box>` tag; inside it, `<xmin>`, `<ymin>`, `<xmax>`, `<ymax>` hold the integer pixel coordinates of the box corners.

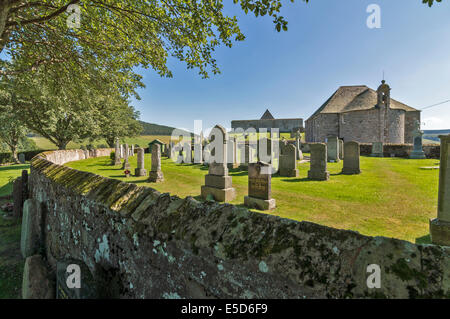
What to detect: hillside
<box><xmin>139</xmin><ymin>121</ymin><xmax>191</xmax><ymax>136</ymax></box>
<box><xmin>423</xmin><ymin>129</ymin><xmax>450</xmax><ymax>143</ymax></box>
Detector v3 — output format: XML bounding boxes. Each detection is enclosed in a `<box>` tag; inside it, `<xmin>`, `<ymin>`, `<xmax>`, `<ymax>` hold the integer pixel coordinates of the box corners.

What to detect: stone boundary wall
<box><xmin>301</xmin><ymin>143</ymin><xmax>440</xmax><ymax>159</ymax></box>
<box><xmin>28</xmin><ymin>149</ymin><xmax>449</xmax><ymax>298</ymax></box>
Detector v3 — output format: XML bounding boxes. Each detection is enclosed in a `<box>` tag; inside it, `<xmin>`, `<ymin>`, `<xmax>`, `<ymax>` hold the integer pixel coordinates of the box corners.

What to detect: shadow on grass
<box><xmin>0</xmin><ymin>165</ymin><xmax>29</xmax><ymax>172</ymax></box>
<box><xmin>415</xmin><ymin>234</ymin><xmax>431</xmax><ymax>245</ymax></box>
<box><xmin>279</xmin><ymin>177</ymin><xmax>319</xmax><ymax>183</ymax></box>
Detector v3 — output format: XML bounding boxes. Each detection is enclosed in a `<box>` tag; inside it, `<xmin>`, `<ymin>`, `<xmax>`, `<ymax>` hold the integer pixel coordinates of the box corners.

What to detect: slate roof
<box><xmin>260</xmin><ymin>109</ymin><xmax>275</xmax><ymax>120</ymax></box>
<box><xmin>308</xmin><ymin>85</ymin><xmax>418</xmax><ymax>120</ymax></box>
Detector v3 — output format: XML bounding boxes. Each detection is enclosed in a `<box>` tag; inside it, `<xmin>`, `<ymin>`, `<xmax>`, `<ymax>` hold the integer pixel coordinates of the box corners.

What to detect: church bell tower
<box><xmin>377</xmin><ymin>80</ymin><xmax>391</xmax><ymax>142</ymax></box>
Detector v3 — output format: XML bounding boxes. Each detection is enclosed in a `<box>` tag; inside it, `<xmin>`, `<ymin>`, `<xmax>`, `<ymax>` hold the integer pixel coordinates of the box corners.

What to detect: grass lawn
<box><xmin>66</xmin><ymin>155</ymin><xmax>439</xmax><ymax>244</ymax></box>
<box><xmin>0</xmin><ymin>164</ymin><xmax>29</xmax><ymax>299</ymax></box>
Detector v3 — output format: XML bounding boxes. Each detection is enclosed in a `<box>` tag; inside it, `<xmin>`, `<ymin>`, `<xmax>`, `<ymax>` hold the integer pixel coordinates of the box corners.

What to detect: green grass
<box><xmin>0</xmin><ymin>164</ymin><xmax>29</xmax><ymax>299</ymax></box>
<box><xmin>0</xmin><ymin>164</ymin><xmax>30</xmax><ymax>197</ymax></box>
<box><xmin>66</xmin><ymin>155</ymin><xmax>439</xmax><ymax>243</ymax></box>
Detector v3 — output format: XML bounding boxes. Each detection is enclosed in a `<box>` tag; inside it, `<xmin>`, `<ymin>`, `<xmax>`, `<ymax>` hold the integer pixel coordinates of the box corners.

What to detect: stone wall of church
<box><xmin>386</xmin><ymin>109</ymin><xmax>405</xmax><ymax>144</ymax></box>
<box><xmin>307</xmin><ymin>109</ymin><xmax>419</xmax><ymax>144</ymax></box>
<box><xmin>339</xmin><ymin>109</ymin><xmax>380</xmax><ymax>143</ymax></box>
<box><xmin>405</xmin><ymin>111</ymin><xmax>421</xmax><ymax>144</ymax></box>
<box><xmin>305</xmin><ymin>113</ymin><xmax>339</xmax><ymax>142</ymax></box>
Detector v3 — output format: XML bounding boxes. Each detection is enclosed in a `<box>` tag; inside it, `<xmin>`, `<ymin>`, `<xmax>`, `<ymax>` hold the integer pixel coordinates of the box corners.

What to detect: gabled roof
<box><xmin>261</xmin><ymin>109</ymin><xmax>275</xmax><ymax>120</ymax></box>
<box><xmin>308</xmin><ymin>85</ymin><xmax>418</xmax><ymax>120</ymax></box>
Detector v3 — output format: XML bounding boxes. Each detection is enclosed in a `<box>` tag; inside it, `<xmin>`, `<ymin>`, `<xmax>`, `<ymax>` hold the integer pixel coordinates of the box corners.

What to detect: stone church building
<box><xmin>305</xmin><ymin>81</ymin><xmax>420</xmax><ymax>144</ymax></box>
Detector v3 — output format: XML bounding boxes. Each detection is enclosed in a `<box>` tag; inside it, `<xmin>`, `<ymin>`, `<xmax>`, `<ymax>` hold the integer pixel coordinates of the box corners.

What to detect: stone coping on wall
<box><xmin>28</xmin><ymin>149</ymin><xmax>450</xmax><ymax>298</ymax></box>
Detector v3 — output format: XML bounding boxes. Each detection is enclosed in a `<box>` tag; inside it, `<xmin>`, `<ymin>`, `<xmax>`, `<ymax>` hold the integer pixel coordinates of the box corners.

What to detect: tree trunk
<box><xmin>106</xmin><ymin>137</ymin><xmax>115</xmax><ymax>148</ymax></box>
<box><xmin>57</xmin><ymin>141</ymin><xmax>69</xmax><ymax>150</ymax></box>
<box><xmin>10</xmin><ymin>145</ymin><xmax>19</xmax><ymax>164</ymax></box>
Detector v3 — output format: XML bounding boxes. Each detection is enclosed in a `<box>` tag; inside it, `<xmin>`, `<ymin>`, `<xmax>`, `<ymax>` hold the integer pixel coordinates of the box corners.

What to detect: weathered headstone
<box><xmin>119</xmin><ymin>144</ymin><xmax>124</xmax><ymax>158</ymax></box>
<box><xmin>370</xmin><ymin>142</ymin><xmax>383</xmax><ymax>157</ymax></box>
<box><xmin>342</xmin><ymin>141</ymin><xmax>361</xmax><ymax>175</ymax></box>
<box><xmin>244</xmin><ymin>161</ymin><xmax>276</xmax><ymax>210</ymax></box>
<box><xmin>308</xmin><ymin>143</ymin><xmax>330</xmax><ymax>181</ymax></box>
<box><xmin>22</xmin><ymin>255</ymin><xmax>54</xmax><ymax>299</ymax></box>
<box><xmin>19</xmin><ymin>153</ymin><xmax>25</xmax><ymax>164</ymax></box>
<box><xmin>410</xmin><ymin>120</ymin><xmax>426</xmax><ymax>159</ymax></box>
<box><xmin>134</xmin><ymin>148</ymin><xmax>147</xmax><ymax>177</ymax></box>
<box><xmin>327</xmin><ymin>136</ymin><xmax>340</xmax><ymax>163</ymax></box>
<box><xmin>122</xmin><ymin>144</ymin><xmax>131</xmax><ymax>170</ymax></box>
<box><xmin>339</xmin><ymin>139</ymin><xmax>344</xmax><ymax>160</ymax></box>
<box><xmin>194</xmin><ymin>133</ymin><xmax>203</xmax><ymax>164</ymax></box>
<box><xmin>279</xmin><ymin>144</ymin><xmax>299</xmax><ymax>177</ymax></box>
<box><xmin>227</xmin><ymin>138</ymin><xmax>238</xmax><ymax>169</ymax></box>
<box><xmin>430</xmin><ymin>135</ymin><xmax>450</xmax><ymax>246</ymax></box>
<box><xmin>21</xmin><ymin>199</ymin><xmax>43</xmax><ymax>258</ymax></box>
<box><xmin>201</xmin><ymin>125</ymin><xmax>236</xmax><ymax>202</ymax></box>
<box><xmin>114</xmin><ymin>138</ymin><xmax>121</xmax><ymax>165</ymax></box>
<box><xmin>148</xmin><ymin>144</ymin><xmax>164</xmax><ymax>182</ymax></box>
<box><xmin>131</xmin><ymin>145</ymin><xmax>135</xmax><ymax>156</ymax></box>
<box><xmin>13</xmin><ymin>176</ymin><xmax>23</xmax><ymax>219</ymax></box>
<box><xmin>56</xmin><ymin>259</ymin><xmax>97</xmax><ymax>299</ymax></box>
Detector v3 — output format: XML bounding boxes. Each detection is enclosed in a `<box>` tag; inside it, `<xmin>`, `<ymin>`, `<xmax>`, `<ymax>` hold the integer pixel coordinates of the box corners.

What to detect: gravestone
<box><xmin>203</xmin><ymin>145</ymin><xmax>211</xmax><ymax>166</ymax></box>
<box><xmin>342</xmin><ymin>141</ymin><xmax>361</xmax><ymax>175</ymax></box>
<box><xmin>279</xmin><ymin>144</ymin><xmax>299</xmax><ymax>177</ymax></box>
<box><xmin>135</xmin><ymin>148</ymin><xmax>147</xmax><ymax>177</ymax></box>
<box><xmin>131</xmin><ymin>145</ymin><xmax>135</xmax><ymax>156</ymax></box>
<box><xmin>244</xmin><ymin>161</ymin><xmax>276</xmax><ymax>210</ymax></box>
<box><xmin>13</xmin><ymin>176</ymin><xmax>23</xmax><ymax>219</ymax></box>
<box><xmin>21</xmin><ymin>199</ymin><xmax>43</xmax><ymax>258</ymax></box>
<box><xmin>227</xmin><ymin>138</ymin><xmax>238</xmax><ymax>169</ymax></box>
<box><xmin>119</xmin><ymin>144</ymin><xmax>124</xmax><ymax>158</ymax></box>
<box><xmin>114</xmin><ymin>138</ymin><xmax>121</xmax><ymax>165</ymax></box>
<box><xmin>327</xmin><ymin>136</ymin><xmax>340</xmax><ymax>163</ymax></box>
<box><xmin>122</xmin><ymin>144</ymin><xmax>131</xmax><ymax>170</ymax></box>
<box><xmin>148</xmin><ymin>144</ymin><xmax>164</xmax><ymax>182</ymax></box>
<box><xmin>430</xmin><ymin>134</ymin><xmax>450</xmax><ymax>246</ymax></box>
<box><xmin>194</xmin><ymin>133</ymin><xmax>203</xmax><ymax>164</ymax></box>
<box><xmin>410</xmin><ymin>120</ymin><xmax>426</xmax><ymax>159</ymax></box>
<box><xmin>56</xmin><ymin>259</ymin><xmax>97</xmax><ymax>299</ymax></box>
<box><xmin>308</xmin><ymin>143</ymin><xmax>330</xmax><ymax>181</ymax></box>
<box><xmin>201</xmin><ymin>125</ymin><xmax>236</xmax><ymax>202</ymax></box>
<box><xmin>19</xmin><ymin>153</ymin><xmax>25</xmax><ymax>164</ymax></box>
<box><xmin>370</xmin><ymin>142</ymin><xmax>383</xmax><ymax>157</ymax></box>
<box><xmin>22</xmin><ymin>255</ymin><xmax>54</xmax><ymax>299</ymax></box>
<box><xmin>339</xmin><ymin>139</ymin><xmax>344</xmax><ymax>160</ymax></box>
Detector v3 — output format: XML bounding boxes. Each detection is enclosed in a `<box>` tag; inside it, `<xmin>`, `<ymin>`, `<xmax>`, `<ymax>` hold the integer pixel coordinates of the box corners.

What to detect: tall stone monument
<box><xmin>410</xmin><ymin>120</ymin><xmax>426</xmax><ymax>159</ymax></box>
<box><xmin>430</xmin><ymin>135</ymin><xmax>450</xmax><ymax>246</ymax></box>
<box><xmin>339</xmin><ymin>139</ymin><xmax>344</xmax><ymax>160</ymax></box>
<box><xmin>148</xmin><ymin>144</ymin><xmax>164</xmax><ymax>182</ymax></box>
<box><xmin>279</xmin><ymin>144</ymin><xmax>299</xmax><ymax>177</ymax></box>
<box><xmin>122</xmin><ymin>144</ymin><xmax>131</xmax><ymax>170</ymax></box>
<box><xmin>135</xmin><ymin>148</ymin><xmax>147</xmax><ymax>177</ymax></box>
<box><xmin>19</xmin><ymin>153</ymin><xmax>25</xmax><ymax>164</ymax></box>
<box><xmin>114</xmin><ymin>138</ymin><xmax>121</xmax><ymax>165</ymax></box>
<box><xmin>370</xmin><ymin>142</ymin><xmax>383</xmax><ymax>157</ymax></box>
<box><xmin>308</xmin><ymin>143</ymin><xmax>330</xmax><ymax>181</ymax></box>
<box><xmin>201</xmin><ymin>125</ymin><xmax>236</xmax><ymax>202</ymax></box>
<box><xmin>244</xmin><ymin>161</ymin><xmax>276</xmax><ymax>210</ymax></box>
<box><xmin>194</xmin><ymin>132</ymin><xmax>203</xmax><ymax>164</ymax></box>
<box><xmin>327</xmin><ymin>136</ymin><xmax>340</xmax><ymax>163</ymax></box>
<box><xmin>342</xmin><ymin>141</ymin><xmax>361</xmax><ymax>175</ymax></box>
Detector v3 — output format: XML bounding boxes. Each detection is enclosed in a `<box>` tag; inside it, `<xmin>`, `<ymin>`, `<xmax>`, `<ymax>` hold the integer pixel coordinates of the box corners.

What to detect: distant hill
<box><xmin>423</xmin><ymin>129</ymin><xmax>450</xmax><ymax>143</ymax></box>
<box><xmin>139</xmin><ymin>121</ymin><xmax>191</xmax><ymax>136</ymax></box>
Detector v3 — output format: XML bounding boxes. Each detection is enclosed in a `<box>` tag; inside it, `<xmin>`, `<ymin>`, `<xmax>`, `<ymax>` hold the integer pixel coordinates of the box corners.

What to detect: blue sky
<box><xmin>131</xmin><ymin>0</ymin><xmax>450</xmax><ymax>132</ymax></box>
